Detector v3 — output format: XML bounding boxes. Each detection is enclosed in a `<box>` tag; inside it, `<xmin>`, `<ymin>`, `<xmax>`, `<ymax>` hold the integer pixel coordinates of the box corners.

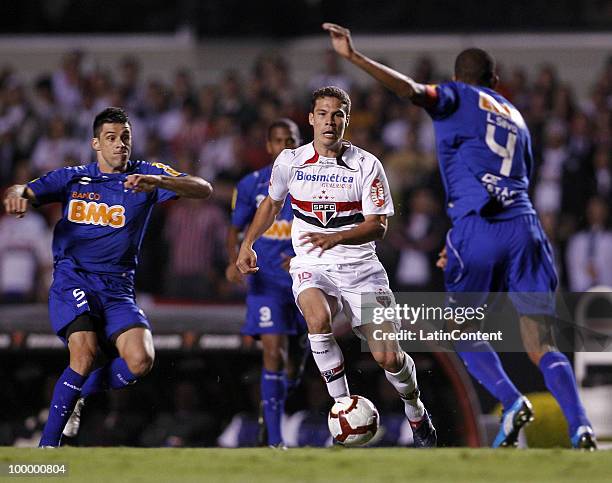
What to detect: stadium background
<box><xmin>0</xmin><ymin>0</ymin><xmax>610</xmax><ymax>448</ymax></box>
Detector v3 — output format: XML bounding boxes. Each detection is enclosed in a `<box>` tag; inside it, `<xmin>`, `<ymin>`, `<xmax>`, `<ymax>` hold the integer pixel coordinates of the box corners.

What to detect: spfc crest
<box><xmin>312</xmin><ymin>202</ymin><xmax>337</xmax><ymax>226</ymax></box>
<box><xmin>375</xmin><ymin>289</ymin><xmax>392</xmax><ymax>308</ymax></box>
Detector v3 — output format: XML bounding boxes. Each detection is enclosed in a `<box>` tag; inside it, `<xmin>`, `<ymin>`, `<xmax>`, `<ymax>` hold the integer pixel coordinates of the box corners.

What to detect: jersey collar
<box><xmin>303</xmin><ymin>141</ymin><xmax>356</xmax><ymax>170</ymax></box>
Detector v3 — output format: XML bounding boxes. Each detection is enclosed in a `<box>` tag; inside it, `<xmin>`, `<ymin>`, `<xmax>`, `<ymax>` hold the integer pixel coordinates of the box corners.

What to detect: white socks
<box><xmin>385</xmin><ymin>352</ymin><xmax>425</xmax><ymax>421</ymax></box>
<box><xmin>308</xmin><ymin>332</ymin><xmax>349</xmax><ymax>400</ymax></box>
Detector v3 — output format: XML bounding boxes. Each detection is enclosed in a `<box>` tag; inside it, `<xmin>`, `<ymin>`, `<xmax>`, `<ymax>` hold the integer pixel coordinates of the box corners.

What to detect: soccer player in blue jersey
<box><xmin>226</xmin><ymin>118</ymin><xmax>308</xmax><ymax>448</ymax></box>
<box><xmin>323</xmin><ymin>23</ymin><xmax>597</xmax><ymax>450</ymax></box>
<box><xmin>3</xmin><ymin>107</ymin><xmax>212</xmax><ymax>447</ymax></box>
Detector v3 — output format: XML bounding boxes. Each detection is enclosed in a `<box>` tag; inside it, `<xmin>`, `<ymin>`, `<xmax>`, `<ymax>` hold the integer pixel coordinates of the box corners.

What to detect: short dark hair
<box><xmin>93</xmin><ymin>107</ymin><xmax>130</xmax><ymax>138</ymax></box>
<box><xmin>310</xmin><ymin>86</ymin><xmax>351</xmax><ymax>115</ymax></box>
<box><xmin>267</xmin><ymin>118</ymin><xmax>302</xmax><ymax>146</ymax></box>
<box><xmin>454</xmin><ymin>48</ymin><xmax>496</xmax><ymax>87</ymax></box>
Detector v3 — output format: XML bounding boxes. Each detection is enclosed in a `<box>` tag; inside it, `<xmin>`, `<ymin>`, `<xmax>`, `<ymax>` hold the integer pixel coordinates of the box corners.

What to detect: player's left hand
<box><xmin>236</xmin><ymin>245</ymin><xmax>259</xmax><ymax>274</ymax></box>
<box><xmin>299</xmin><ymin>232</ymin><xmax>342</xmax><ymax>257</ymax></box>
<box><xmin>124</xmin><ymin>174</ymin><xmax>162</xmax><ymax>193</ymax></box>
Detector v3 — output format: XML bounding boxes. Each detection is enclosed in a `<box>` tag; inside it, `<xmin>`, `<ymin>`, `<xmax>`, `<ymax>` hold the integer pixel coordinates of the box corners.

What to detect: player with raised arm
<box><xmin>226</xmin><ymin>119</ymin><xmax>309</xmax><ymax>448</ymax></box>
<box><xmin>322</xmin><ymin>23</ymin><xmax>596</xmax><ymax>449</ymax></box>
<box><xmin>236</xmin><ymin>86</ymin><xmax>436</xmax><ymax>447</ymax></box>
<box><xmin>3</xmin><ymin>107</ymin><xmax>212</xmax><ymax>447</ymax></box>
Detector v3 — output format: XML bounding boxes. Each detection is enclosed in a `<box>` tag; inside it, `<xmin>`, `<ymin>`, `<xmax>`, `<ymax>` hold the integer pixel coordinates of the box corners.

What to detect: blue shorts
<box><xmin>444</xmin><ymin>214</ymin><xmax>558</xmax><ymax>316</ymax></box>
<box><xmin>242</xmin><ymin>292</ymin><xmax>307</xmax><ymax>337</ymax></box>
<box><xmin>49</xmin><ymin>264</ymin><xmax>150</xmax><ymax>343</ymax></box>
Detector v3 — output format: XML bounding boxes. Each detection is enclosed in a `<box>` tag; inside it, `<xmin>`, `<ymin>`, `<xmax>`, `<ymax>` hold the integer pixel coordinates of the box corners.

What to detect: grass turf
<box><xmin>0</xmin><ymin>447</ymin><xmax>610</xmax><ymax>483</ymax></box>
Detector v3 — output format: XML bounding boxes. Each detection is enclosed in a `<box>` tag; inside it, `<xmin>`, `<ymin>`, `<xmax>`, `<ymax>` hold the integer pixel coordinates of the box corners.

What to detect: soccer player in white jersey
<box><xmin>237</xmin><ymin>86</ymin><xmax>436</xmax><ymax>447</ymax></box>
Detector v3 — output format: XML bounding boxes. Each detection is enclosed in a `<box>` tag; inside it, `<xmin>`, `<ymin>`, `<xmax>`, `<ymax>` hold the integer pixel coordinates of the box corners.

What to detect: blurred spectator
<box><xmin>384</xmin><ymin>129</ymin><xmax>436</xmax><ymax>197</ymax></box>
<box><xmin>308</xmin><ymin>49</ymin><xmax>354</xmax><ymax>93</ymax></box>
<box><xmin>117</xmin><ymin>56</ymin><xmax>145</xmax><ymax>113</ymax></box>
<box><xmin>533</xmin><ymin>120</ymin><xmax>567</xmax><ymax>213</ymax></box>
<box><xmin>163</xmin><ymin>196</ymin><xmax>229</xmax><ymax>300</ymax></box>
<box><xmin>30</xmin><ymin>76</ymin><xmax>56</xmax><ymax>123</ymax></box>
<box><xmin>30</xmin><ymin>116</ymin><xmax>89</xmax><ymax>174</ymax></box>
<box><xmin>51</xmin><ymin>51</ymin><xmax>83</xmax><ymax>113</ymax></box>
<box><xmin>198</xmin><ymin>114</ymin><xmax>240</xmax><ymax>181</ymax></box>
<box><xmin>389</xmin><ymin>188</ymin><xmax>446</xmax><ymax>290</ymax></box>
<box><xmin>566</xmin><ymin>196</ymin><xmax>612</xmax><ymax>291</ymax></box>
<box><xmin>0</xmin><ymin>163</ymin><xmax>52</xmax><ymax>303</ymax></box>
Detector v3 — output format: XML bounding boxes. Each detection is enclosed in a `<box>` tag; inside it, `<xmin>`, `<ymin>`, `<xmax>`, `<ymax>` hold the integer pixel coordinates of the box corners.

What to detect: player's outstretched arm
<box><xmin>124</xmin><ymin>174</ymin><xmax>212</xmax><ymax>199</ymax></box>
<box><xmin>300</xmin><ymin>214</ymin><xmax>387</xmax><ymax>257</ymax></box>
<box><xmin>236</xmin><ymin>196</ymin><xmax>284</xmax><ymax>274</ymax></box>
<box><xmin>3</xmin><ymin>184</ymin><xmax>36</xmax><ymax>218</ymax></box>
<box><xmin>322</xmin><ymin>23</ymin><xmax>430</xmax><ymax>103</ymax></box>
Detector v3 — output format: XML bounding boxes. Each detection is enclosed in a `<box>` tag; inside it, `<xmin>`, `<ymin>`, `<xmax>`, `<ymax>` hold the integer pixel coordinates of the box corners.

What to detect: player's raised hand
<box><xmin>322</xmin><ymin>22</ymin><xmax>355</xmax><ymax>60</ymax></box>
<box><xmin>124</xmin><ymin>174</ymin><xmax>161</xmax><ymax>193</ymax></box>
<box><xmin>236</xmin><ymin>245</ymin><xmax>259</xmax><ymax>274</ymax></box>
<box><xmin>299</xmin><ymin>232</ymin><xmax>342</xmax><ymax>257</ymax></box>
<box><xmin>3</xmin><ymin>185</ymin><xmax>29</xmax><ymax>218</ymax></box>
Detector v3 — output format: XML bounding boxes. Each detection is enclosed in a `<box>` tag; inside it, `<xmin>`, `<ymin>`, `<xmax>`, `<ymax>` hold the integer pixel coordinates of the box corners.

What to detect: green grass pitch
<box><xmin>0</xmin><ymin>447</ymin><xmax>610</xmax><ymax>482</ymax></box>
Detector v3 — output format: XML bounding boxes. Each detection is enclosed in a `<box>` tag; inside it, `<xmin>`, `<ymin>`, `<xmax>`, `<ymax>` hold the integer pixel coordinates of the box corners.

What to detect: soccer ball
<box><xmin>328</xmin><ymin>395</ymin><xmax>379</xmax><ymax>446</ymax></box>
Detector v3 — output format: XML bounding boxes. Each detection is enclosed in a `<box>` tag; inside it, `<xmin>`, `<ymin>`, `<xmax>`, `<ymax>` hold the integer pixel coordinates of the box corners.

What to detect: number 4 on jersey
<box><xmin>485</xmin><ymin>124</ymin><xmax>516</xmax><ymax>177</ymax></box>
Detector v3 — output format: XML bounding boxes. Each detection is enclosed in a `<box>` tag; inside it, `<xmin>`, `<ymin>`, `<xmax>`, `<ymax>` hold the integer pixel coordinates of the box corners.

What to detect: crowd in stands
<box><xmin>0</xmin><ymin>49</ymin><xmax>611</xmax><ymax>303</ymax></box>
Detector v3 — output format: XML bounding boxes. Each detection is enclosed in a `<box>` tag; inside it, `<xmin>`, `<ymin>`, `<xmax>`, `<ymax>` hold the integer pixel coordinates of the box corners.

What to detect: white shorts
<box><xmin>290</xmin><ymin>259</ymin><xmax>397</xmax><ymax>334</ymax></box>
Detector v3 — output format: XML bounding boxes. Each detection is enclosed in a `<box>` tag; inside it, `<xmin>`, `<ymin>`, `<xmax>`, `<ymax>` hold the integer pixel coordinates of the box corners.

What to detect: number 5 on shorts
<box><xmin>73</xmin><ymin>289</ymin><xmax>87</xmax><ymax>308</ymax></box>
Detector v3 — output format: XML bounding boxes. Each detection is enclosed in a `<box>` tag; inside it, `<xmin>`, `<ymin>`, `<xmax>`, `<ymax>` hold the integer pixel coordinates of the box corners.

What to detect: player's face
<box><xmin>309</xmin><ymin>96</ymin><xmax>349</xmax><ymax>148</ymax></box>
<box><xmin>266</xmin><ymin>126</ymin><xmax>298</xmax><ymax>160</ymax></box>
<box><xmin>92</xmin><ymin>122</ymin><xmax>132</xmax><ymax>173</ymax></box>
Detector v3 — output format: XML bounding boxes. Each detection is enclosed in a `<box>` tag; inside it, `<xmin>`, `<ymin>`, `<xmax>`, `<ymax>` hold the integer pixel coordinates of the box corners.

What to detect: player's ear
<box><xmin>91</xmin><ymin>137</ymin><xmax>100</xmax><ymax>151</ymax></box>
<box><xmin>265</xmin><ymin>140</ymin><xmax>273</xmax><ymax>156</ymax></box>
<box><xmin>345</xmin><ymin>114</ymin><xmax>350</xmax><ymax>127</ymax></box>
<box><xmin>308</xmin><ymin>112</ymin><xmax>314</xmax><ymax>126</ymax></box>
<box><xmin>491</xmin><ymin>74</ymin><xmax>499</xmax><ymax>89</ymax></box>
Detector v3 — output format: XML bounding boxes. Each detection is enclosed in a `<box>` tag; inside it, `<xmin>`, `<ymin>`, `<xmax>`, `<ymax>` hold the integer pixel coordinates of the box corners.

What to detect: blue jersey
<box><xmin>231</xmin><ymin>164</ymin><xmax>294</xmax><ymax>294</ymax></box>
<box><xmin>426</xmin><ymin>81</ymin><xmax>536</xmax><ymax>223</ymax></box>
<box><xmin>27</xmin><ymin>160</ymin><xmax>185</xmax><ymax>275</ymax></box>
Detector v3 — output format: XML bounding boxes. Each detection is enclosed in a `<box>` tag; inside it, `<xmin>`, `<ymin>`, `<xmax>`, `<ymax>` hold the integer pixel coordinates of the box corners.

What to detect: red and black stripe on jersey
<box><xmin>290</xmin><ymin>196</ymin><xmax>364</xmax><ymax>228</ymax></box>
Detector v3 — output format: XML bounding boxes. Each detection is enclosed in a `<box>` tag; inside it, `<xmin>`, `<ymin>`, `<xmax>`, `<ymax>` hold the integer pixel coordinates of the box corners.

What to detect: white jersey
<box><xmin>268</xmin><ymin>141</ymin><xmax>394</xmax><ymax>265</ymax></box>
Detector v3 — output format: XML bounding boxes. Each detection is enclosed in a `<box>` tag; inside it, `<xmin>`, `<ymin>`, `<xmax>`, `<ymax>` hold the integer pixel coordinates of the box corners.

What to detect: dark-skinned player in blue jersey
<box><xmin>3</xmin><ymin>107</ymin><xmax>212</xmax><ymax>447</ymax></box>
<box><xmin>323</xmin><ymin>23</ymin><xmax>596</xmax><ymax>450</ymax></box>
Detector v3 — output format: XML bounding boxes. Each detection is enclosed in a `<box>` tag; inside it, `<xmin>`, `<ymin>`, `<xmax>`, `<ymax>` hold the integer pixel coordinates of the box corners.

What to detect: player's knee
<box><xmin>263</xmin><ymin>349</ymin><xmax>284</xmax><ymax>372</ymax></box>
<box><xmin>373</xmin><ymin>352</ymin><xmax>402</xmax><ymax>372</ymax></box>
<box><xmin>124</xmin><ymin>351</ymin><xmax>154</xmax><ymax>377</ymax></box>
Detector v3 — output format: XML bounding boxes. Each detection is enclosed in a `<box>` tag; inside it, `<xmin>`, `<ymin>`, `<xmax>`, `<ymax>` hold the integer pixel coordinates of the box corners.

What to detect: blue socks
<box><xmin>456</xmin><ymin>341</ymin><xmax>522</xmax><ymax>410</ymax></box>
<box><xmin>81</xmin><ymin>358</ymin><xmax>138</xmax><ymax>398</ymax></box>
<box><xmin>39</xmin><ymin>367</ymin><xmax>86</xmax><ymax>447</ymax></box>
<box><xmin>539</xmin><ymin>351</ymin><xmax>590</xmax><ymax>435</ymax></box>
<box><xmin>261</xmin><ymin>369</ymin><xmax>286</xmax><ymax>446</ymax></box>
